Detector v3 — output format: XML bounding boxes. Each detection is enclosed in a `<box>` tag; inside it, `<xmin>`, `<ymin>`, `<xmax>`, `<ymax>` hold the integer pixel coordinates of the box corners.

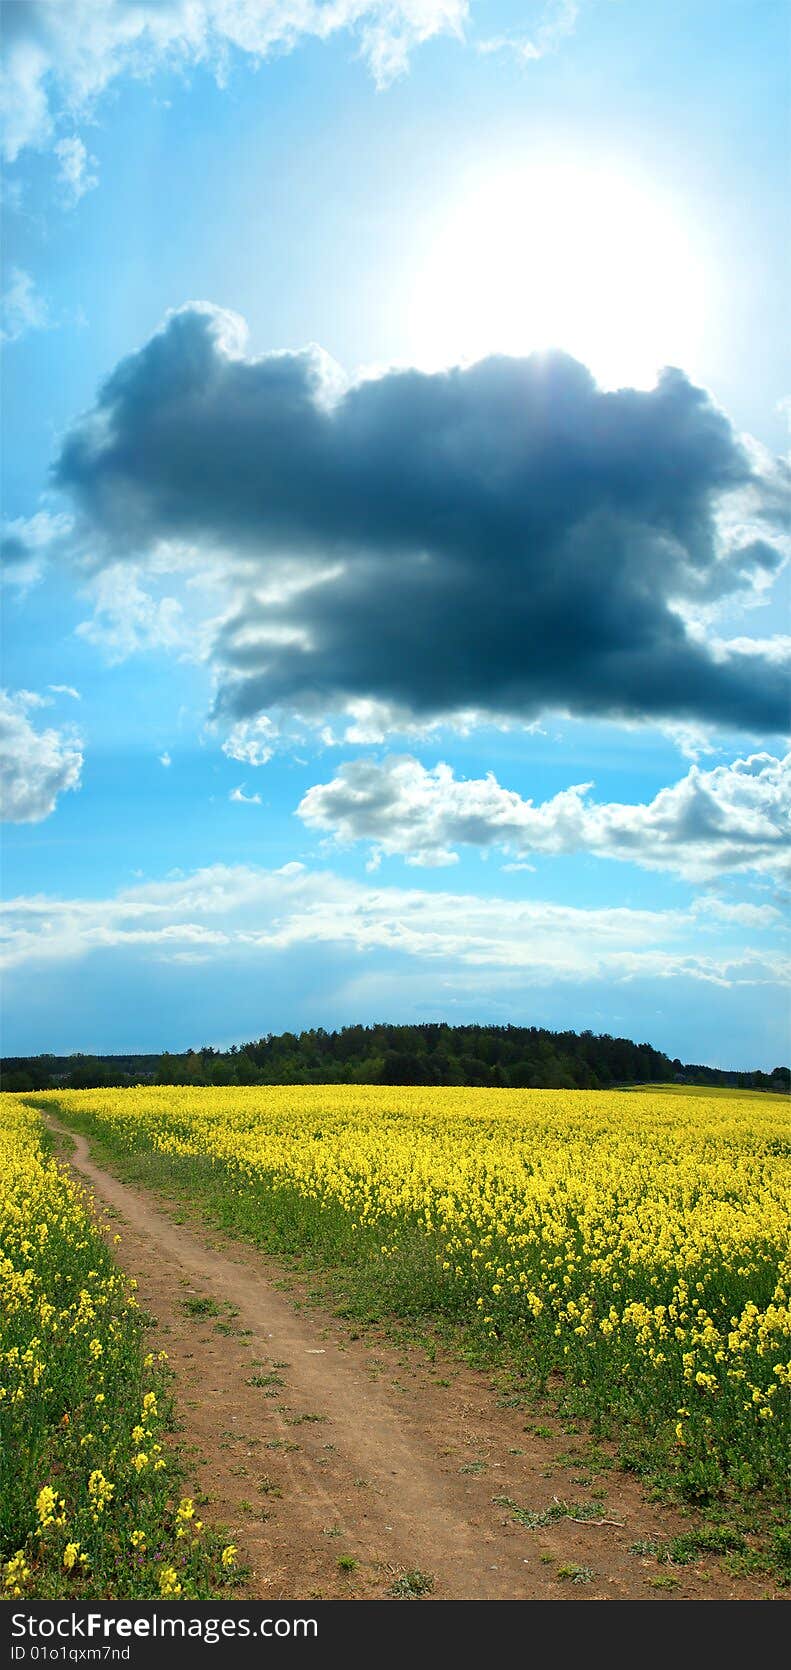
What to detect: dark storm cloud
<box><xmin>54</xmin><ymin>305</ymin><xmax>790</xmax><ymax>733</ymax></box>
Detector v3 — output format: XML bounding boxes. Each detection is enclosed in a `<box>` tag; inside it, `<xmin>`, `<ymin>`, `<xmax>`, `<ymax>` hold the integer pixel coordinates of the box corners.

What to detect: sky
<box><xmin>1</xmin><ymin>0</ymin><xmax>789</xmax><ymax>1067</ymax></box>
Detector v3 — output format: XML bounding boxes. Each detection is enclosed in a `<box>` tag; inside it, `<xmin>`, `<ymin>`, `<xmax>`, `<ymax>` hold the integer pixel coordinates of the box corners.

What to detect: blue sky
<box><xmin>1</xmin><ymin>0</ymin><xmax>788</xmax><ymax>1065</ymax></box>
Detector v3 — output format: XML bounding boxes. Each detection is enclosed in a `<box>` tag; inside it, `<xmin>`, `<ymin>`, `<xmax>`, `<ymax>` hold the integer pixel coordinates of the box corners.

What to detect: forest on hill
<box><xmin>3</xmin><ymin>1023</ymin><xmax>789</xmax><ymax>1094</ymax></box>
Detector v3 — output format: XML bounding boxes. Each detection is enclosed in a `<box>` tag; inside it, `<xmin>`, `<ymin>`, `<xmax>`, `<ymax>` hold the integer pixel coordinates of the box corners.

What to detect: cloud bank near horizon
<box><xmin>2</xmin><ymin>861</ymin><xmax>786</xmax><ymax>994</ymax></box>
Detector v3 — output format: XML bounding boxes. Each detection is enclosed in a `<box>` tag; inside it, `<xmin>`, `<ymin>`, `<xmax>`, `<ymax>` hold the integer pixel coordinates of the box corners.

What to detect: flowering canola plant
<box><xmin>0</xmin><ymin>1096</ymin><xmax>238</xmax><ymax>1598</ymax></box>
<box><xmin>34</xmin><ymin>1082</ymin><xmax>790</xmax><ymax>1500</ymax></box>
<box><xmin>37</xmin><ymin>1082</ymin><xmax>791</xmax><ymax>1503</ymax></box>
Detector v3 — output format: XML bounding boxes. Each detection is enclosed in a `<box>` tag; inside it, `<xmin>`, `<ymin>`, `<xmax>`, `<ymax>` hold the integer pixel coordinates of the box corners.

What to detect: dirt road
<box><xmin>48</xmin><ymin>1117</ymin><xmax>779</xmax><ymax>1602</ymax></box>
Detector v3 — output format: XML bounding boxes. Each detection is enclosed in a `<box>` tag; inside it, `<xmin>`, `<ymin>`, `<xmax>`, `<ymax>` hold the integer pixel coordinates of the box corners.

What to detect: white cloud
<box><xmin>660</xmin><ymin>722</ymin><xmax>721</xmax><ymax>762</ymax></box>
<box><xmin>159</xmin><ymin>752</ymin><xmax>172</xmax><ymax>768</ymax></box>
<box><xmin>1</xmin><ymin>0</ymin><xmax>470</xmax><ymax>165</ymax></box>
<box><xmin>479</xmin><ymin>0</ymin><xmax>580</xmax><ymax>65</ymax></box>
<box><xmin>1</xmin><ymin>267</ymin><xmax>48</xmax><ymax>343</ymax></box>
<box><xmin>54</xmin><ymin>135</ymin><xmax>98</xmax><ymax>205</ymax></box>
<box><xmin>691</xmin><ymin>896</ymin><xmax>782</xmax><ymax>929</ymax></box>
<box><xmin>712</xmin><ymin>634</ymin><xmax>791</xmax><ymax>665</ymax></box>
<box><xmin>0</xmin><ymin>689</ymin><xmax>83</xmax><ymax>823</ymax></box>
<box><xmin>218</xmin><ymin>697</ymin><xmax>451</xmax><ymax>767</ymax></box>
<box><xmin>1</xmin><ymin>510</ymin><xmax>73</xmax><ymax>588</ymax></box>
<box><xmin>230</xmin><ymin>785</ymin><xmax>262</xmax><ymax>804</ymax></box>
<box><xmin>221</xmin><ymin>715</ymin><xmax>276</xmax><ymax>766</ymax></box>
<box><xmin>49</xmin><ymin>684</ymin><xmax>81</xmax><ymax>701</ymax></box>
<box><xmin>76</xmin><ymin>565</ymin><xmax>188</xmax><ymax>661</ymax></box>
<box><xmin>297</xmin><ymin>751</ymin><xmax>791</xmax><ymax>882</ymax></box>
<box><xmin>342</xmin><ymin>698</ymin><xmax>441</xmax><ymax>745</ymax></box>
<box><xmin>1</xmin><ymin>861</ymin><xmax>786</xmax><ymax>992</ymax></box>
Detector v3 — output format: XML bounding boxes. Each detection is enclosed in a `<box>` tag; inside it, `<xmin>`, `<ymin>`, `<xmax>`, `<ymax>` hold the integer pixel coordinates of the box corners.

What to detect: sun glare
<box><xmin>407</xmin><ymin>160</ymin><xmax>706</xmax><ymax>390</ymax></box>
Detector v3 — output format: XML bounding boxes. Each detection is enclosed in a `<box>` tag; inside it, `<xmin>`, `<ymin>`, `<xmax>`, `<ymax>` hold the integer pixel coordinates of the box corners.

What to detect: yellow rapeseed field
<box><xmin>29</xmin><ymin>1083</ymin><xmax>790</xmax><ymax>1500</ymax></box>
<box><xmin>0</xmin><ymin>1096</ymin><xmax>239</xmax><ymax>1598</ymax></box>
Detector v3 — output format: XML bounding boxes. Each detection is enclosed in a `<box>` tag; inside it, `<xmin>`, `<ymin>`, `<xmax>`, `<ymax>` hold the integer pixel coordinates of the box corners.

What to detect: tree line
<box><xmin>2</xmin><ymin>1023</ymin><xmax>789</xmax><ymax>1094</ymax></box>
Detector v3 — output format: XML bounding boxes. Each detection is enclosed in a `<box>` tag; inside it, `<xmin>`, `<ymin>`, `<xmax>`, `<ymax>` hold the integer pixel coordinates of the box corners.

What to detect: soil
<box><xmin>47</xmin><ymin>1116</ymin><xmax>783</xmax><ymax>1602</ymax></box>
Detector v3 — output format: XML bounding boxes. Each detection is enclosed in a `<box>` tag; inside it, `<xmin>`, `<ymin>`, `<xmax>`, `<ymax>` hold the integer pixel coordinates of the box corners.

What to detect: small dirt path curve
<box><xmin>46</xmin><ymin>1115</ymin><xmax>778</xmax><ymax>1602</ymax></box>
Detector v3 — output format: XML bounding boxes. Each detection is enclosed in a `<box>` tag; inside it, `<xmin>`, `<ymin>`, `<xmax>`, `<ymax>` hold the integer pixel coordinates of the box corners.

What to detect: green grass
<box><xmin>492</xmin><ymin>1494</ymin><xmax>604</xmax><ymax>1529</ymax></box>
<box><xmin>556</xmin><ymin>1564</ymin><xmax>594</xmax><ymax>1584</ymax></box>
<box><xmin>181</xmin><ymin>1295</ymin><xmax>222</xmax><ymax>1317</ymax></box>
<box><xmin>388</xmin><ymin>1568</ymin><xmax>435</xmax><ymax>1598</ymax></box>
<box><xmin>630</xmin><ymin>1529</ymin><xmax>747</xmax><ymax>1566</ymax></box>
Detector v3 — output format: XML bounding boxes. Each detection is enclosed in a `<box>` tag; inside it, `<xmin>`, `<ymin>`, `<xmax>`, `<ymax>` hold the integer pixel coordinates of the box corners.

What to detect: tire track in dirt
<box><xmin>47</xmin><ymin>1116</ymin><xmax>781</xmax><ymax>1602</ymax></box>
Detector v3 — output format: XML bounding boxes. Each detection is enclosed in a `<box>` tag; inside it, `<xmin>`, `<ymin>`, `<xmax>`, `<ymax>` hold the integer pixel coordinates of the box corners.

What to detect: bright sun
<box><xmin>407</xmin><ymin>160</ymin><xmax>706</xmax><ymax>390</ymax></box>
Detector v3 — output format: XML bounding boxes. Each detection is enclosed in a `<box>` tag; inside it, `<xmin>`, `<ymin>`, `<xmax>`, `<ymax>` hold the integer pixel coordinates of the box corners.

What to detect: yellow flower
<box><xmin>158</xmin><ymin>1566</ymin><xmax>182</xmax><ymax>1597</ymax></box>
<box><xmin>5</xmin><ymin>1077</ymin><xmax>787</xmax><ymax>1531</ymax></box>
<box><xmin>36</xmin><ymin>1485</ymin><xmax>57</xmax><ymax>1524</ymax></box>
<box><xmin>3</xmin><ymin>1552</ymin><xmax>31</xmax><ymax>1596</ymax></box>
<box><xmin>62</xmin><ymin>1542</ymin><xmax>81</xmax><ymax>1571</ymax></box>
<box><xmin>221</xmin><ymin>1544</ymin><xmax>237</xmax><ymax>1568</ymax></box>
<box><xmin>36</xmin><ymin>1484</ymin><xmax>66</xmax><ymax>1529</ymax></box>
<box><xmin>87</xmin><ymin>1469</ymin><xmax>113</xmax><ymax>1514</ymax></box>
<box><xmin>132</xmin><ymin>1452</ymin><xmax>149</xmax><ymax>1473</ymax></box>
<box><xmin>130</xmin><ymin>1530</ymin><xmax>146</xmax><ymax>1549</ymax></box>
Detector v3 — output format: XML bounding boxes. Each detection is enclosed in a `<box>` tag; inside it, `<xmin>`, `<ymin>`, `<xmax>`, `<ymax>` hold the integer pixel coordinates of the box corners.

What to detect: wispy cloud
<box><xmin>1</xmin><ymin>510</ymin><xmax>72</xmax><ymax>588</ymax></box>
<box><xmin>1</xmin><ymin>267</ymin><xmax>48</xmax><ymax>344</ymax></box>
<box><xmin>478</xmin><ymin>0</ymin><xmax>581</xmax><ymax>65</ymax></box>
<box><xmin>1</xmin><ymin>0</ymin><xmax>471</xmax><ymax>166</ymax></box>
<box><xmin>75</xmin><ymin>565</ymin><xmax>187</xmax><ymax>662</ymax></box>
<box><xmin>1</xmin><ymin>862</ymin><xmax>786</xmax><ymax>993</ymax></box>
<box><xmin>222</xmin><ymin>716</ymin><xmax>276</xmax><ymax>767</ymax></box>
<box><xmin>54</xmin><ymin>135</ymin><xmax>98</xmax><ymax>205</ymax></box>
